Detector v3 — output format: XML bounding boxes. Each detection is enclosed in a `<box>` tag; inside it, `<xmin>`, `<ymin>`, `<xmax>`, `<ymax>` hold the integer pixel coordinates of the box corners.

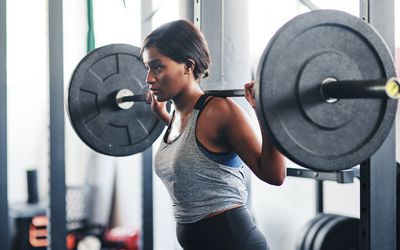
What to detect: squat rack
<box><xmin>359</xmin><ymin>0</ymin><xmax>397</xmax><ymax>249</ymax></box>
<box><xmin>0</xmin><ymin>0</ymin><xmax>8</xmax><ymax>250</ymax></box>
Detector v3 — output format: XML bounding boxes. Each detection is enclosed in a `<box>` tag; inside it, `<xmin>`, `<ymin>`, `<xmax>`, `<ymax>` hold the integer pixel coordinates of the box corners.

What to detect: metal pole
<box><xmin>141</xmin><ymin>2</ymin><xmax>153</xmax><ymax>249</ymax></box>
<box><xmin>316</xmin><ymin>181</ymin><xmax>324</xmax><ymax>214</ymax></box>
<box><xmin>179</xmin><ymin>0</ymin><xmax>194</xmax><ymax>22</ymax></box>
<box><xmin>359</xmin><ymin>0</ymin><xmax>396</xmax><ymax>249</ymax></box>
<box><xmin>48</xmin><ymin>0</ymin><xmax>66</xmax><ymax>249</ymax></box>
<box><xmin>397</xmin><ymin>163</ymin><xmax>400</xmax><ymax>250</ymax></box>
<box><xmin>199</xmin><ymin>0</ymin><xmax>225</xmax><ymax>89</ymax></box>
<box><xmin>360</xmin><ymin>0</ymin><xmax>370</xmax><ymax>22</ymax></box>
<box><xmin>142</xmin><ymin>147</ymin><xmax>153</xmax><ymax>250</ymax></box>
<box><xmin>141</xmin><ymin>0</ymin><xmax>152</xmax><ymax>42</ymax></box>
<box><xmin>0</xmin><ymin>0</ymin><xmax>9</xmax><ymax>248</ymax></box>
<box><xmin>193</xmin><ymin>0</ymin><xmax>253</xmax><ymax>208</ymax></box>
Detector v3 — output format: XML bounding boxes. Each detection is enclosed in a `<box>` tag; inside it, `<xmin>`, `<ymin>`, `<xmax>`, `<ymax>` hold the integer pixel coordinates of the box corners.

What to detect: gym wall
<box><xmin>7</xmin><ymin>0</ymin><xmax>50</xmax><ymax>206</ymax></box>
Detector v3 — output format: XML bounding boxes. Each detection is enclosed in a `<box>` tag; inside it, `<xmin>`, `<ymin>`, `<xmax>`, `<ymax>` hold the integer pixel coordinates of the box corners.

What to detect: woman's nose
<box><xmin>146</xmin><ymin>71</ymin><xmax>156</xmax><ymax>84</ymax></box>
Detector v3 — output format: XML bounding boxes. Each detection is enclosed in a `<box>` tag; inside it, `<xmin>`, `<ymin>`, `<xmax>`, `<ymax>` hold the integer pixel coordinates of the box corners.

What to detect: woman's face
<box><xmin>142</xmin><ymin>47</ymin><xmax>188</xmax><ymax>102</ymax></box>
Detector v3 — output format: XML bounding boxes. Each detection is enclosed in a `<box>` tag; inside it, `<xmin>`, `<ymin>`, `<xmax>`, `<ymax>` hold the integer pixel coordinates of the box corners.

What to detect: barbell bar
<box><xmin>115</xmin><ymin>78</ymin><xmax>400</xmax><ymax>110</ymax></box>
<box><xmin>67</xmin><ymin>10</ymin><xmax>398</xmax><ymax>171</ymax></box>
<box><xmin>115</xmin><ymin>88</ymin><xmax>247</xmax><ymax>110</ymax></box>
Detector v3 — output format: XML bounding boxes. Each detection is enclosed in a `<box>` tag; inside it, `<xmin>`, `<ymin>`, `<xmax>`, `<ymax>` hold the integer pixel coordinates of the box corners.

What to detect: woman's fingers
<box><xmin>145</xmin><ymin>90</ymin><xmax>152</xmax><ymax>103</ymax></box>
<box><xmin>249</xmin><ymin>80</ymin><xmax>255</xmax><ymax>97</ymax></box>
<box><xmin>244</xmin><ymin>81</ymin><xmax>256</xmax><ymax>109</ymax></box>
<box><xmin>151</xmin><ymin>94</ymin><xmax>157</xmax><ymax>111</ymax></box>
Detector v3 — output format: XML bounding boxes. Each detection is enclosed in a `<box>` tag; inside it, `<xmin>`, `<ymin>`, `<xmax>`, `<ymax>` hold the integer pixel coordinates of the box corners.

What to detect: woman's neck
<box><xmin>172</xmin><ymin>83</ymin><xmax>204</xmax><ymax>116</ymax></box>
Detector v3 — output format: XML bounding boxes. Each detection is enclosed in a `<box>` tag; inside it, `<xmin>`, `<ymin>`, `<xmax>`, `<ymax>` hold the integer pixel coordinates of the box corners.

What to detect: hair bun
<box><xmin>202</xmin><ymin>70</ymin><xmax>209</xmax><ymax>79</ymax></box>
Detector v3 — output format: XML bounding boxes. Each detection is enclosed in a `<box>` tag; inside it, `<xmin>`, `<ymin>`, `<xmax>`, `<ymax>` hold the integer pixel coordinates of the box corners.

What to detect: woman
<box><xmin>140</xmin><ymin>19</ymin><xmax>285</xmax><ymax>250</ymax></box>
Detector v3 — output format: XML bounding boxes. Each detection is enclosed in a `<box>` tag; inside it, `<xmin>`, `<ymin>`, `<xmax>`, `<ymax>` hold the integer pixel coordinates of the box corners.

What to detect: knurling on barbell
<box><xmin>67</xmin><ymin>10</ymin><xmax>397</xmax><ymax>171</ymax></box>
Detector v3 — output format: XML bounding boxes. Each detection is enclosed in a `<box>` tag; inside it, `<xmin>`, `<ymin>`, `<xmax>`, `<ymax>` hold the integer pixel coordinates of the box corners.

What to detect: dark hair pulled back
<box><xmin>140</xmin><ymin>20</ymin><xmax>211</xmax><ymax>80</ymax></box>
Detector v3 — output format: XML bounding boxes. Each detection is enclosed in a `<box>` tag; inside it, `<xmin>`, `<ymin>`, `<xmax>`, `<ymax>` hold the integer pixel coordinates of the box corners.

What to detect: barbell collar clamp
<box><xmin>116</xmin><ymin>89</ymin><xmax>136</xmax><ymax>109</ymax></box>
<box><xmin>117</xmin><ymin>90</ymin><xmax>148</xmax><ymax>109</ymax></box>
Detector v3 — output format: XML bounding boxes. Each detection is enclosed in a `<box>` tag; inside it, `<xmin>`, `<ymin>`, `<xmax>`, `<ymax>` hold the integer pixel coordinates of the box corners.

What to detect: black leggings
<box><xmin>176</xmin><ymin>206</ymin><xmax>269</xmax><ymax>250</ymax></box>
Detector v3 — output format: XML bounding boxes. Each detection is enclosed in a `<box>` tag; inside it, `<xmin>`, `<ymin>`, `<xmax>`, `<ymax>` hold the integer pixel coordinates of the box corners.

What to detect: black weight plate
<box><xmin>312</xmin><ymin>216</ymin><xmax>359</xmax><ymax>250</ymax></box>
<box><xmin>67</xmin><ymin>44</ymin><xmax>169</xmax><ymax>156</ymax></box>
<box><xmin>302</xmin><ymin>214</ymin><xmax>339</xmax><ymax>250</ymax></box>
<box><xmin>296</xmin><ymin>213</ymin><xmax>328</xmax><ymax>250</ymax></box>
<box><xmin>256</xmin><ymin>10</ymin><xmax>397</xmax><ymax>171</ymax></box>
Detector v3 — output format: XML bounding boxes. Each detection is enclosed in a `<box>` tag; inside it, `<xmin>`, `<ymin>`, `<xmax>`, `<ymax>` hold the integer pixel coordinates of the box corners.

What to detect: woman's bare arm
<box><xmin>200</xmin><ymin>96</ymin><xmax>286</xmax><ymax>185</ymax></box>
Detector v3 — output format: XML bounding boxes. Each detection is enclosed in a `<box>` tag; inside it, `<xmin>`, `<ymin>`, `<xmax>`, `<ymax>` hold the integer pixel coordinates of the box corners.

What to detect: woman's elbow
<box><xmin>264</xmin><ymin>174</ymin><xmax>285</xmax><ymax>186</ymax></box>
<box><xmin>273</xmin><ymin>175</ymin><xmax>286</xmax><ymax>186</ymax></box>
<box><xmin>260</xmin><ymin>163</ymin><xmax>286</xmax><ymax>186</ymax></box>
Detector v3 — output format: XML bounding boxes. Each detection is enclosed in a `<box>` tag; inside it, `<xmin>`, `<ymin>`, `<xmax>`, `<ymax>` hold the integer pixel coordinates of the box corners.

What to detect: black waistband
<box><xmin>178</xmin><ymin>206</ymin><xmax>254</xmax><ymax>229</ymax></box>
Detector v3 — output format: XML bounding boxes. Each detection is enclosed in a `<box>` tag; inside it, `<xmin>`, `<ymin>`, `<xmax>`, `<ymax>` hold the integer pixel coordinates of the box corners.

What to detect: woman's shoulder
<box><xmin>201</xmin><ymin>97</ymin><xmax>246</xmax><ymax>123</ymax></box>
<box><xmin>206</xmin><ymin>96</ymin><xmax>238</xmax><ymax>110</ymax></box>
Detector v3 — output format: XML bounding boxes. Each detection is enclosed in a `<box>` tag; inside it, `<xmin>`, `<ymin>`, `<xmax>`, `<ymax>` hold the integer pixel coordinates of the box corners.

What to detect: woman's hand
<box><xmin>146</xmin><ymin>92</ymin><xmax>170</xmax><ymax>125</ymax></box>
<box><xmin>244</xmin><ymin>80</ymin><xmax>256</xmax><ymax>109</ymax></box>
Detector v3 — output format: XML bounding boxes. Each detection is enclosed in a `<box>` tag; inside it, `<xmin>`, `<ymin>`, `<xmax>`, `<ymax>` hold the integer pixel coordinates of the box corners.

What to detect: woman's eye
<box><xmin>152</xmin><ymin>65</ymin><xmax>163</xmax><ymax>74</ymax></box>
<box><xmin>145</xmin><ymin>63</ymin><xmax>164</xmax><ymax>75</ymax></box>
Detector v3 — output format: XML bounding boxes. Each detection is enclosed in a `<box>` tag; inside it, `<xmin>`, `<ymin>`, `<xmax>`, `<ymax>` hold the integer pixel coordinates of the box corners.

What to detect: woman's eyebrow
<box><xmin>145</xmin><ymin>59</ymin><xmax>162</xmax><ymax>66</ymax></box>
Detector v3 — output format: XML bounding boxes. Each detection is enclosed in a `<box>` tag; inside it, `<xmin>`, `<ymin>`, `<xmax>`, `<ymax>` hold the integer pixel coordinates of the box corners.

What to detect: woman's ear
<box><xmin>184</xmin><ymin>59</ymin><xmax>195</xmax><ymax>74</ymax></box>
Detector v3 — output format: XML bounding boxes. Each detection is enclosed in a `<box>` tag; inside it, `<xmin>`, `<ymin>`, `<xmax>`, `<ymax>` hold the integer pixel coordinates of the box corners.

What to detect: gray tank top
<box><xmin>154</xmin><ymin>96</ymin><xmax>248</xmax><ymax>224</ymax></box>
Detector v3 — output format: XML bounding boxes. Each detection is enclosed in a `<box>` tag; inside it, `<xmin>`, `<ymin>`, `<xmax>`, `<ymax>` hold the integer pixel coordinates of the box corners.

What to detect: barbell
<box><xmin>67</xmin><ymin>10</ymin><xmax>398</xmax><ymax>171</ymax></box>
<box><xmin>115</xmin><ymin>78</ymin><xmax>399</xmax><ymax>109</ymax></box>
